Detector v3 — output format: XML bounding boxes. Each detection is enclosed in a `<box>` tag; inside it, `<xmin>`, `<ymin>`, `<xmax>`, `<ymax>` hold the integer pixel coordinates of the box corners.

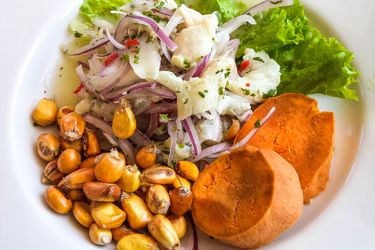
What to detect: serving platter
<box><xmin>1</xmin><ymin>0</ymin><xmax>375</xmax><ymax>249</ymax></box>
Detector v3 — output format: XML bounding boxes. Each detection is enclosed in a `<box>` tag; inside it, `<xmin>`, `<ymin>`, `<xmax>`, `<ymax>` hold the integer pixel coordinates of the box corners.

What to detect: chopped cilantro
<box><xmin>183</xmin><ymin>59</ymin><xmax>191</xmax><ymax>69</ymax></box>
<box><xmin>178</xmin><ymin>143</ymin><xmax>185</xmax><ymax>149</ymax></box>
<box><xmin>215</xmin><ymin>69</ymin><xmax>224</xmax><ymax>74</ymax></box>
<box><xmin>159</xmin><ymin>114</ymin><xmax>169</xmax><ymax>122</ymax></box>
<box><xmin>263</xmin><ymin>89</ymin><xmax>277</xmax><ymax>98</ymax></box>
<box><xmin>198</xmin><ymin>91</ymin><xmax>206</xmax><ymax>98</ymax></box>
<box><xmin>241</xmin><ymin>88</ymin><xmax>251</xmax><ymax>96</ymax></box>
<box><xmin>254</xmin><ymin>119</ymin><xmax>261</xmax><ymax>128</ymax></box>
<box><xmin>253</xmin><ymin>57</ymin><xmax>265</xmax><ymax>63</ymax></box>
<box><xmin>183</xmin><ymin>98</ymin><xmax>188</xmax><ymax>104</ymax></box>
<box><xmin>204</xmin><ymin>89</ymin><xmax>208</xmax><ymax>93</ymax></box>
<box><xmin>74</xmin><ymin>31</ymin><xmax>83</xmax><ymax>38</ymax></box>
<box><xmin>121</xmin><ymin>54</ymin><xmax>129</xmax><ymax>61</ymax></box>
<box><xmin>224</xmin><ymin>71</ymin><xmax>231</xmax><ymax>78</ymax></box>
<box><xmin>218</xmin><ymin>86</ymin><xmax>224</xmax><ymax>95</ymax></box>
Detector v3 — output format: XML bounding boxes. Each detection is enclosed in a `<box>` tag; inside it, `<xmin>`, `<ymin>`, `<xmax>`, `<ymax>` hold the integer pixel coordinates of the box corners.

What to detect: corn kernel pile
<box><xmin>32</xmin><ymin>98</ymin><xmax>199</xmax><ymax>250</ymax></box>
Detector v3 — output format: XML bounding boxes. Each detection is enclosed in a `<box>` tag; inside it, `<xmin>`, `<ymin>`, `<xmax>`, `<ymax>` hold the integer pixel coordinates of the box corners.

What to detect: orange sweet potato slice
<box><xmin>234</xmin><ymin>93</ymin><xmax>334</xmax><ymax>204</ymax></box>
<box><xmin>192</xmin><ymin>145</ymin><xmax>304</xmax><ymax>249</ymax></box>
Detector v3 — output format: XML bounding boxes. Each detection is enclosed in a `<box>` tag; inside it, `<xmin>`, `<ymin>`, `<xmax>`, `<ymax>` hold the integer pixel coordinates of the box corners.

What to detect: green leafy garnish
<box><xmin>232</xmin><ymin>0</ymin><xmax>359</xmax><ymax>100</ymax></box>
<box><xmin>254</xmin><ymin>119</ymin><xmax>261</xmax><ymax>128</ymax></box>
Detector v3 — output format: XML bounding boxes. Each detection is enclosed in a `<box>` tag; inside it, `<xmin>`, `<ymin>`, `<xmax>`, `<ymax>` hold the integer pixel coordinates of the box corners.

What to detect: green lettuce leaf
<box><xmin>232</xmin><ymin>0</ymin><xmax>359</xmax><ymax>100</ymax></box>
<box><xmin>176</xmin><ymin>0</ymin><xmax>263</xmax><ymax>23</ymax></box>
<box><xmin>70</xmin><ymin>0</ymin><xmax>131</xmax><ymax>32</ymax></box>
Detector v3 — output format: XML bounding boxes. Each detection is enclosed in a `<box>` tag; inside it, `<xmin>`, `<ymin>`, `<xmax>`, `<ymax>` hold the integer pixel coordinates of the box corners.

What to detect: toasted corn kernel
<box><xmin>117</xmin><ymin>233</ymin><xmax>159</xmax><ymax>250</ymax></box>
<box><xmin>121</xmin><ymin>193</ymin><xmax>152</xmax><ymax>230</ymax></box>
<box><xmin>57</xmin><ymin>105</ymin><xmax>74</xmax><ymax>126</ymax></box>
<box><xmin>167</xmin><ymin>215</ymin><xmax>187</xmax><ymax>239</ymax></box>
<box><xmin>141</xmin><ymin>166</ymin><xmax>176</xmax><ymax>185</ymax></box>
<box><xmin>172</xmin><ymin>175</ymin><xmax>191</xmax><ymax>190</ymax></box>
<box><xmin>58</xmin><ymin>167</ymin><xmax>94</xmax><ymax>190</ymax></box>
<box><xmin>57</xmin><ymin>148</ymin><xmax>81</xmax><ymax>174</ymax></box>
<box><xmin>91</xmin><ymin>202</ymin><xmax>126</xmax><ymax>229</ymax></box>
<box><xmin>42</xmin><ymin>160</ymin><xmax>64</xmax><ymax>185</ymax></box>
<box><xmin>94</xmin><ymin>149</ymin><xmax>125</xmax><ymax>183</ymax></box>
<box><xmin>73</xmin><ymin>201</ymin><xmax>94</xmax><ymax>228</ymax></box>
<box><xmin>79</xmin><ymin>157</ymin><xmax>96</xmax><ymax>169</ymax></box>
<box><xmin>32</xmin><ymin>98</ymin><xmax>57</xmax><ymax>126</ymax></box>
<box><xmin>83</xmin><ymin>130</ymin><xmax>101</xmax><ymax>157</ymax></box>
<box><xmin>44</xmin><ymin>186</ymin><xmax>72</xmax><ymax>214</ymax></box>
<box><xmin>89</xmin><ymin>223</ymin><xmax>112</xmax><ymax>245</ymax></box>
<box><xmin>225</xmin><ymin>118</ymin><xmax>240</xmax><ymax>141</ymax></box>
<box><xmin>83</xmin><ymin>182</ymin><xmax>121</xmax><ymax>202</ymax></box>
<box><xmin>112</xmin><ymin>225</ymin><xmax>135</xmax><ymax>242</ymax></box>
<box><xmin>169</xmin><ymin>187</ymin><xmax>193</xmax><ymax>216</ymax></box>
<box><xmin>60</xmin><ymin>112</ymin><xmax>86</xmax><ymax>141</ymax></box>
<box><xmin>175</xmin><ymin>161</ymin><xmax>199</xmax><ymax>181</ymax></box>
<box><xmin>36</xmin><ymin>133</ymin><xmax>60</xmax><ymax>161</ymax></box>
<box><xmin>67</xmin><ymin>189</ymin><xmax>85</xmax><ymax>201</ymax></box>
<box><xmin>117</xmin><ymin>165</ymin><xmax>141</xmax><ymax>193</ymax></box>
<box><xmin>112</xmin><ymin>99</ymin><xmax>136</xmax><ymax>139</ymax></box>
<box><xmin>146</xmin><ymin>185</ymin><xmax>170</xmax><ymax>215</ymax></box>
<box><xmin>135</xmin><ymin>186</ymin><xmax>149</xmax><ymax>201</ymax></box>
<box><xmin>148</xmin><ymin>214</ymin><xmax>180</xmax><ymax>249</ymax></box>
<box><xmin>59</xmin><ymin>136</ymin><xmax>83</xmax><ymax>153</ymax></box>
<box><xmin>135</xmin><ymin>145</ymin><xmax>157</xmax><ymax>169</ymax></box>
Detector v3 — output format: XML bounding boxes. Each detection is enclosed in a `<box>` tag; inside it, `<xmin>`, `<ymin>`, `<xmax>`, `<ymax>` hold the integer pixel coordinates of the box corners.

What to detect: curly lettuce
<box><xmin>232</xmin><ymin>0</ymin><xmax>359</xmax><ymax>100</ymax></box>
<box><xmin>70</xmin><ymin>0</ymin><xmax>131</xmax><ymax>32</ymax></box>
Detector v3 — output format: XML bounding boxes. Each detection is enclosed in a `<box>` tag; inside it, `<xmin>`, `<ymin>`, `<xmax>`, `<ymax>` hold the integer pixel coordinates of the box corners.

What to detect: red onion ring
<box><xmin>182</xmin><ymin>117</ymin><xmax>201</xmax><ymax>156</ymax></box>
<box><xmin>151</xmin><ymin>8</ymin><xmax>174</xmax><ymax>17</ymax></box>
<box><xmin>129</xmin><ymin>15</ymin><xmax>177</xmax><ymax>51</ymax></box>
<box><xmin>67</xmin><ymin>38</ymin><xmax>109</xmax><ymax>56</ymax></box>
<box><xmin>143</xmin><ymin>103</ymin><xmax>177</xmax><ymax>114</ymax></box>
<box><xmin>193</xmin><ymin>142</ymin><xmax>231</xmax><ymax>162</ymax></box>
<box><xmin>146</xmin><ymin>114</ymin><xmax>159</xmax><ymax>138</ymax></box>
<box><xmin>129</xmin><ymin>129</ymin><xmax>154</xmax><ymax>148</ymax></box>
<box><xmin>192</xmin><ymin>52</ymin><xmax>212</xmax><ymax>78</ymax></box>
<box><xmin>106</xmin><ymin>28</ymin><xmax>125</xmax><ymax>49</ymax></box>
<box><xmin>118</xmin><ymin>139</ymin><xmax>135</xmax><ymax>164</ymax></box>
<box><xmin>167</xmin><ymin>120</ymin><xmax>177</xmax><ymax>165</ymax></box>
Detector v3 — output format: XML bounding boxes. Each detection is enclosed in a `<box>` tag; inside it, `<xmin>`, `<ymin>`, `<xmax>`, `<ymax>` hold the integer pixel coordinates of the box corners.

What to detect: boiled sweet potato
<box><xmin>234</xmin><ymin>93</ymin><xmax>334</xmax><ymax>203</ymax></box>
<box><xmin>192</xmin><ymin>145</ymin><xmax>304</xmax><ymax>249</ymax></box>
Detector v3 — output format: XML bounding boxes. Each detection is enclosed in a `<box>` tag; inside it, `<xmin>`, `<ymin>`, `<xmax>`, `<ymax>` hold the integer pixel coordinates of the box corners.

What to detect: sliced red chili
<box><xmin>124</xmin><ymin>39</ymin><xmax>140</xmax><ymax>48</ymax></box>
<box><xmin>238</xmin><ymin>60</ymin><xmax>250</xmax><ymax>72</ymax></box>
<box><xmin>104</xmin><ymin>52</ymin><xmax>119</xmax><ymax>66</ymax></box>
<box><xmin>245</xmin><ymin>82</ymin><xmax>251</xmax><ymax>87</ymax></box>
<box><xmin>73</xmin><ymin>82</ymin><xmax>85</xmax><ymax>94</ymax></box>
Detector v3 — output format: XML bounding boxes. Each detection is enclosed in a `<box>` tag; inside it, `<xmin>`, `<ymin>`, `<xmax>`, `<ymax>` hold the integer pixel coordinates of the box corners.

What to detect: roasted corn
<box><xmin>44</xmin><ymin>186</ymin><xmax>72</xmax><ymax>214</ymax></box>
<box><xmin>36</xmin><ymin>133</ymin><xmax>60</xmax><ymax>161</ymax></box>
<box><xmin>42</xmin><ymin>160</ymin><xmax>64</xmax><ymax>185</ymax></box>
<box><xmin>112</xmin><ymin>99</ymin><xmax>136</xmax><ymax>139</ymax></box>
<box><xmin>94</xmin><ymin>149</ymin><xmax>125</xmax><ymax>183</ymax></box>
<box><xmin>121</xmin><ymin>192</ymin><xmax>152</xmax><ymax>230</ymax></box>
<box><xmin>175</xmin><ymin>161</ymin><xmax>199</xmax><ymax>181</ymax></box>
<box><xmin>59</xmin><ymin>112</ymin><xmax>86</xmax><ymax>141</ymax></box>
<box><xmin>167</xmin><ymin>215</ymin><xmax>187</xmax><ymax>239</ymax></box>
<box><xmin>58</xmin><ymin>167</ymin><xmax>94</xmax><ymax>190</ymax></box>
<box><xmin>117</xmin><ymin>233</ymin><xmax>159</xmax><ymax>250</ymax></box>
<box><xmin>73</xmin><ymin>201</ymin><xmax>94</xmax><ymax>228</ymax></box>
<box><xmin>83</xmin><ymin>182</ymin><xmax>121</xmax><ymax>202</ymax></box>
<box><xmin>148</xmin><ymin>214</ymin><xmax>180</xmax><ymax>249</ymax></box>
<box><xmin>146</xmin><ymin>185</ymin><xmax>170</xmax><ymax>215</ymax></box>
<box><xmin>83</xmin><ymin>130</ymin><xmax>101</xmax><ymax>157</ymax></box>
<box><xmin>57</xmin><ymin>148</ymin><xmax>81</xmax><ymax>174</ymax></box>
<box><xmin>141</xmin><ymin>166</ymin><xmax>176</xmax><ymax>185</ymax></box>
<box><xmin>32</xmin><ymin>98</ymin><xmax>57</xmax><ymax>126</ymax></box>
<box><xmin>169</xmin><ymin>186</ymin><xmax>193</xmax><ymax>216</ymax></box>
<box><xmin>135</xmin><ymin>145</ymin><xmax>157</xmax><ymax>169</ymax></box>
<box><xmin>117</xmin><ymin>165</ymin><xmax>141</xmax><ymax>193</ymax></box>
<box><xmin>89</xmin><ymin>223</ymin><xmax>112</xmax><ymax>245</ymax></box>
<box><xmin>91</xmin><ymin>202</ymin><xmax>126</xmax><ymax>229</ymax></box>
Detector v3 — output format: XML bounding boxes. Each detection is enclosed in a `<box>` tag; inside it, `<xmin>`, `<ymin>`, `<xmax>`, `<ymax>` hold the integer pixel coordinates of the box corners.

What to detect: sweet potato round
<box><xmin>192</xmin><ymin>146</ymin><xmax>303</xmax><ymax>249</ymax></box>
<box><xmin>235</xmin><ymin>93</ymin><xmax>334</xmax><ymax>203</ymax></box>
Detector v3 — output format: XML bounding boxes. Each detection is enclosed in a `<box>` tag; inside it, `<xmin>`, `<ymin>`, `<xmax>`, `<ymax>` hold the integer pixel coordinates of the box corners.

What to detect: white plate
<box><xmin>1</xmin><ymin>0</ymin><xmax>375</xmax><ymax>249</ymax></box>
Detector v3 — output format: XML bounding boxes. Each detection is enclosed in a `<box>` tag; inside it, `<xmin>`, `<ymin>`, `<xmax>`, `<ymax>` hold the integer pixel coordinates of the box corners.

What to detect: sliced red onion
<box><xmin>100</xmin><ymin>59</ymin><xmax>121</xmax><ymax>77</ymax></box>
<box><xmin>227</xmin><ymin>39</ymin><xmax>240</xmax><ymax>80</ymax></box>
<box><xmin>146</xmin><ymin>114</ymin><xmax>159</xmax><ymax>138</ymax></box>
<box><xmin>106</xmin><ymin>28</ymin><xmax>125</xmax><ymax>49</ymax></box>
<box><xmin>118</xmin><ymin>139</ymin><xmax>135</xmax><ymax>164</ymax></box>
<box><xmin>151</xmin><ymin>8</ymin><xmax>174</xmax><ymax>17</ymax></box>
<box><xmin>143</xmin><ymin>103</ymin><xmax>177</xmax><ymax>115</ymax></box>
<box><xmin>183</xmin><ymin>66</ymin><xmax>197</xmax><ymax>81</ymax></box>
<box><xmin>246</xmin><ymin>0</ymin><xmax>294</xmax><ymax>15</ymax></box>
<box><xmin>114</xmin><ymin>16</ymin><xmax>132</xmax><ymax>42</ymax></box>
<box><xmin>67</xmin><ymin>38</ymin><xmax>109</xmax><ymax>56</ymax></box>
<box><xmin>106</xmin><ymin>81</ymin><xmax>158</xmax><ymax>99</ymax></box>
<box><xmin>211</xmin><ymin>110</ymin><xmax>223</xmax><ymax>142</ymax></box>
<box><xmin>238</xmin><ymin>109</ymin><xmax>253</xmax><ymax>123</ymax></box>
<box><xmin>76</xmin><ymin>65</ymin><xmax>88</xmax><ymax>82</ymax></box>
<box><xmin>175</xmin><ymin>119</ymin><xmax>184</xmax><ymax>143</ymax></box>
<box><xmin>129</xmin><ymin>15</ymin><xmax>177</xmax><ymax>51</ymax></box>
<box><xmin>103</xmin><ymin>132</ymin><xmax>118</xmax><ymax>146</ymax></box>
<box><xmin>193</xmin><ymin>142</ymin><xmax>231</xmax><ymax>162</ymax></box>
<box><xmin>189</xmin><ymin>213</ymin><xmax>199</xmax><ymax>250</ymax></box>
<box><xmin>167</xmin><ymin>121</ymin><xmax>177</xmax><ymax>165</ymax></box>
<box><xmin>78</xmin><ymin>61</ymin><xmax>89</xmax><ymax>69</ymax></box>
<box><xmin>232</xmin><ymin>106</ymin><xmax>276</xmax><ymax>149</ymax></box>
<box><xmin>83</xmin><ymin>114</ymin><xmax>115</xmax><ymax>137</ymax></box>
<box><xmin>161</xmin><ymin>13</ymin><xmax>183</xmax><ymax>61</ymax></box>
<box><xmin>96</xmin><ymin>62</ymin><xmax>131</xmax><ymax>94</ymax></box>
<box><xmin>193</xmin><ymin>52</ymin><xmax>212</xmax><ymax>77</ymax></box>
<box><xmin>129</xmin><ymin>129</ymin><xmax>154</xmax><ymax>147</ymax></box>
<box><xmin>217</xmin><ymin>14</ymin><xmax>256</xmax><ymax>35</ymax></box>
<box><xmin>182</xmin><ymin>117</ymin><xmax>201</xmax><ymax>156</ymax></box>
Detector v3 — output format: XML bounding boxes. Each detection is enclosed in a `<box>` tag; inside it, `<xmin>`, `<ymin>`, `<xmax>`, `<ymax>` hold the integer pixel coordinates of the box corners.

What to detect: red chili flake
<box><xmin>245</xmin><ymin>82</ymin><xmax>251</xmax><ymax>87</ymax></box>
<box><xmin>104</xmin><ymin>53</ymin><xmax>119</xmax><ymax>66</ymax></box>
<box><xmin>124</xmin><ymin>39</ymin><xmax>140</xmax><ymax>48</ymax></box>
<box><xmin>73</xmin><ymin>82</ymin><xmax>85</xmax><ymax>94</ymax></box>
<box><xmin>238</xmin><ymin>60</ymin><xmax>250</xmax><ymax>72</ymax></box>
